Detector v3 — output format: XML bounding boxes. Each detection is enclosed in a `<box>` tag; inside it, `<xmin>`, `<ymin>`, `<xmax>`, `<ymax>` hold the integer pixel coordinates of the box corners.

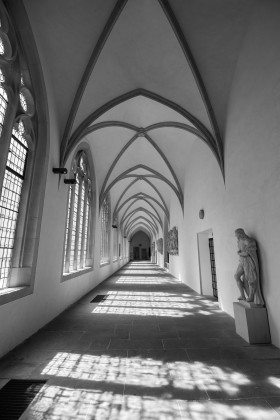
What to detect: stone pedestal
<box><xmin>233</xmin><ymin>302</ymin><xmax>270</xmax><ymax>344</ymax></box>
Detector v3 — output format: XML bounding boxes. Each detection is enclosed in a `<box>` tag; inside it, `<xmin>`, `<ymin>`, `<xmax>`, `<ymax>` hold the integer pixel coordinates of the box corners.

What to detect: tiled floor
<box><xmin>1</xmin><ymin>262</ymin><xmax>280</xmax><ymax>419</ymax></box>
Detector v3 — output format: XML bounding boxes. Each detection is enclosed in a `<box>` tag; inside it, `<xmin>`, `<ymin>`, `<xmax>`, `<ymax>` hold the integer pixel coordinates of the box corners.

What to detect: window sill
<box><xmin>0</xmin><ymin>286</ymin><xmax>32</xmax><ymax>306</ymax></box>
<box><xmin>100</xmin><ymin>261</ymin><xmax>110</xmax><ymax>267</ymax></box>
<box><xmin>62</xmin><ymin>266</ymin><xmax>93</xmax><ymax>282</ymax></box>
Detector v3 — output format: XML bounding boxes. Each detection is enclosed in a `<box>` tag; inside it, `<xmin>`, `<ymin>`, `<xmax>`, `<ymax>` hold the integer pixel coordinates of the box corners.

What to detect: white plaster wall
<box><xmin>157</xmin><ymin>250</ymin><xmax>164</xmax><ymax>268</ymax></box>
<box><xmin>171</xmin><ymin>1</ymin><xmax>280</xmax><ymax>348</ymax></box>
<box><xmin>1</xmin><ymin>0</ymin><xmax>280</xmax><ymax>360</ymax></box>
<box><xmin>180</xmin><ymin>140</ymin><xmax>225</xmax><ymax>298</ymax></box>
<box><xmin>0</xmin><ymin>72</ymin><xmax>128</xmax><ymax>359</ymax></box>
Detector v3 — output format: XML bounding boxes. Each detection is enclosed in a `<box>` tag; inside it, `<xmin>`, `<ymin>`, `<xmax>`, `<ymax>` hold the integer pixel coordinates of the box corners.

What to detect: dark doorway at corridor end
<box><xmin>130</xmin><ymin>231</ymin><xmax>151</xmax><ymax>261</ymax></box>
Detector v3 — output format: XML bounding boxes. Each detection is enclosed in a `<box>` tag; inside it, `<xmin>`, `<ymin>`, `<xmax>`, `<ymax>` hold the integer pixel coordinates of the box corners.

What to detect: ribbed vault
<box><xmin>25</xmin><ymin>0</ymin><xmax>230</xmax><ymax>242</ymax></box>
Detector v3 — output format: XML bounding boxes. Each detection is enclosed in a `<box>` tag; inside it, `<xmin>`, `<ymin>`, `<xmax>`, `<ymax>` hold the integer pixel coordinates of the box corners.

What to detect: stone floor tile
<box><xmin>184</xmin><ymin>338</ymin><xmax>221</xmax><ymax>348</ymax></box>
<box><xmin>0</xmin><ymin>378</ymin><xmax>9</xmax><ymax>389</ymax></box>
<box><xmin>130</xmin><ymin>330</ymin><xmax>178</xmax><ymax>340</ymax></box>
<box><xmin>120</xmin><ymin>395</ymin><xmax>182</xmax><ymax>419</ymax></box>
<box><xmin>265</xmin><ymin>397</ymin><xmax>280</xmax><ymax>415</ymax></box>
<box><xmin>88</xmin><ymin>337</ymin><xmax>111</xmax><ymax>350</ymax></box>
<box><xmin>178</xmin><ymin>398</ymin><xmax>280</xmax><ymax>419</ymax></box>
<box><xmin>0</xmin><ymin>360</ymin><xmax>39</xmax><ymax>378</ymax></box>
<box><xmin>109</xmin><ymin>338</ymin><xmax>164</xmax><ymax>350</ymax></box>
<box><xmin>163</xmin><ymin>338</ymin><xmax>192</xmax><ymax>349</ymax></box>
<box><xmin>158</xmin><ymin>323</ymin><xmax>177</xmax><ymax>332</ymax></box>
<box><xmin>114</xmin><ymin>328</ymin><xmax>130</xmax><ymax>339</ymax></box>
<box><xmin>123</xmin><ymin>383</ymin><xmax>208</xmax><ymax>400</ymax></box>
<box><xmin>1</xmin><ymin>262</ymin><xmax>280</xmax><ymax>420</ymax></box>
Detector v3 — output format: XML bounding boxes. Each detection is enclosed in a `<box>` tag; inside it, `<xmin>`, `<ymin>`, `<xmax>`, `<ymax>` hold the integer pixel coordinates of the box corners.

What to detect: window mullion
<box><xmin>100</xmin><ymin>210</ymin><xmax>104</xmax><ymax>263</ymax></box>
<box><xmin>80</xmin><ymin>182</ymin><xmax>88</xmax><ymax>268</ymax></box>
<box><xmin>73</xmin><ymin>176</ymin><xmax>82</xmax><ymax>270</ymax></box>
<box><xmin>68</xmin><ymin>180</ymin><xmax>78</xmax><ymax>272</ymax></box>
<box><xmin>0</xmin><ymin>94</ymin><xmax>17</xmax><ymax>197</ymax></box>
<box><xmin>63</xmin><ymin>152</ymin><xmax>93</xmax><ymax>276</ymax></box>
<box><xmin>64</xmin><ymin>185</ymin><xmax>73</xmax><ymax>273</ymax></box>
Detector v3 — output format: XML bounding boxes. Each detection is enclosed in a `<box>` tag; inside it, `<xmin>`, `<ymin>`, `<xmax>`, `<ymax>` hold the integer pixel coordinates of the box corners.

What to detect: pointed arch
<box><xmin>125</xmin><ymin>213</ymin><xmax>158</xmax><ymax>234</ymax></box>
<box><xmin>99</xmin><ymin>130</ymin><xmax>183</xmax><ymax>205</ymax></box>
<box><xmin>80</xmin><ymin>120</ymin><xmax>209</xmax><ymax>147</ymax></box>
<box><xmin>126</xmin><ymin>217</ymin><xmax>157</xmax><ymax>237</ymax></box>
<box><xmin>158</xmin><ymin>0</ymin><xmax>223</xmax><ymax>172</ymax></box>
<box><xmin>116</xmin><ymin>196</ymin><xmax>164</xmax><ymax>227</ymax></box>
<box><xmin>113</xmin><ymin>185</ymin><xmax>169</xmax><ymax>221</ymax></box>
<box><xmin>121</xmin><ymin>207</ymin><xmax>162</xmax><ymax>230</ymax></box>
<box><xmin>60</xmin><ymin>0</ymin><xmax>129</xmax><ymax>163</ymax></box>
<box><xmin>129</xmin><ymin>225</ymin><xmax>153</xmax><ymax>241</ymax></box>
<box><xmin>100</xmin><ymin>164</ymin><xmax>183</xmax><ymax>210</ymax></box>
<box><xmin>62</xmin><ymin>89</ymin><xmax>223</xmax><ymax>175</ymax></box>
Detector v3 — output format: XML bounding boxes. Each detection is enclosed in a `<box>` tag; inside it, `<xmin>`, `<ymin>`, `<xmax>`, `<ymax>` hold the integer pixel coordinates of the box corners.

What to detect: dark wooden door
<box><xmin>133</xmin><ymin>247</ymin><xmax>140</xmax><ymax>260</ymax></box>
<box><xmin>141</xmin><ymin>248</ymin><xmax>147</xmax><ymax>260</ymax></box>
<box><xmin>208</xmin><ymin>238</ymin><xmax>218</xmax><ymax>299</ymax></box>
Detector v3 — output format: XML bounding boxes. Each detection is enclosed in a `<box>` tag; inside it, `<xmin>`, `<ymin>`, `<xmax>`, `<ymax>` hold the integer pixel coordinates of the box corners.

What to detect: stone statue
<box><xmin>234</xmin><ymin>228</ymin><xmax>264</xmax><ymax>306</ymax></box>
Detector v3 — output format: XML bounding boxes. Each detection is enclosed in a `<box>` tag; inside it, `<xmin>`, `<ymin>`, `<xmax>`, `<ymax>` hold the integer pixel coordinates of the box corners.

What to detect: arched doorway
<box><xmin>130</xmin><ymin>231</ymin><xmax>151</xmax><ymax>261</ymax></box>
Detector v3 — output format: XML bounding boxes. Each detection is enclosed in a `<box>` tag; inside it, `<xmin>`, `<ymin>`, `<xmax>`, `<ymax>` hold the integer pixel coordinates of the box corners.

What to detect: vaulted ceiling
<box><xmin>24</xmin><ymin>0</ymin><xmax>252</xmax><ymax>239</ymax></box>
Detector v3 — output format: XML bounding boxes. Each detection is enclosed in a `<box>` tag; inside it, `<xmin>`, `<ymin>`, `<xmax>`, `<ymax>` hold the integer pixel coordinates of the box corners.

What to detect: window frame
<box><xmin>62</xmin><ymin>150</ymin><xmax>94</xmax><ymax>281</ymax></box>
<box><xmin>100</xmin><ymin>194</ymin><xmax>111</xmax><ymax>266</ymax></box>
<box><xmin>0</xmin><ymin>0</ymin><xmax>49</xmax><ymax>306</ymax></box>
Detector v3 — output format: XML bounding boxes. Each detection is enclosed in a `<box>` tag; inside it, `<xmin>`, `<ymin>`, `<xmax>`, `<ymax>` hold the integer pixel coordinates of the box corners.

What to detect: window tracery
<box><xmin>0</xmin><ymin>8</ymin><xmax>36</xmax><ymax>289</ymax></box>
<box><xmin>100</xmin><ymin>194</ymin><xmax>111</xmax><ymax>264</ymax></box>
<box><xmin>63</xmin><ymin>151</ymin><xmax>92</xmax><ymax>275</ymax></box>
<box><xmin>0</xmin><ymin>1</ymin><xmax>48</xmax><ymax>303</ymax></box>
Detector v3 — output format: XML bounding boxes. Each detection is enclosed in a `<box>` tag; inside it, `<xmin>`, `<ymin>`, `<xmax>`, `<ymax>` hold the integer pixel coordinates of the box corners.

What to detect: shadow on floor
<box><xmin>1</xmin><ymin>262</ymin><xmax>280</xmax><ymax>419</ymax></box>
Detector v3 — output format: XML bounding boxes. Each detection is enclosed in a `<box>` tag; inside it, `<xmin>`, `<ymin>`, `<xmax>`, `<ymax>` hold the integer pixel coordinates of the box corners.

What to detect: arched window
<box><xmin>0</xmin><ymin>121</ymin><xmax>29</xmax><ymax>288</ymax></box>
<box><xmin>113</xmin><ymin>216</ymin><xmax>118</xmax><ymax>261</ymax></box>
<box><xmin>100</xmin><ymin>194</ymin><xmax>111</xmax><ymax>264</ymax></box>
<box><xmin>0</xmin><ymin>6</ymin><xmax>38</xmax><ymax>291</ymax></box>
<box><xmin>63</xmin><ymin>151</ymin><xmax>92</xmax><ymax>275</ymax></box>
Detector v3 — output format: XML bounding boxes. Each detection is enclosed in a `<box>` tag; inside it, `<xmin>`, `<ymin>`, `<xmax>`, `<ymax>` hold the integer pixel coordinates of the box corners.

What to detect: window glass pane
<box><xmin>100</xmin><ymin>195</ymin><xmax>110</xmax><ymax>264</ymax></box>
<box><xmin>69</xmin><ymin>177</ymin><xmax>79</xmax><ymax>272</ymax></box>
<box><xmin>63</xmin><ymin>186</ymin><xmax>72</xmax><ymax>273</ymax></box>
<box><xmin>63</xmin><ymin>152</ymin><xmax>92</xmax><ymax>274</ymax></box>
<box><xmin>83</xmin><ymin>197</ymin><xmax>89</xmax><ymax>265</ymax></box>
<box><xmin>0</xmin><ymin>86</ymin><xmax>7</xmax><ymax>138</ymax></box>
<box><xmin>0</xmin><ymin>37</ymin><xmax>4</xmax><ymax>55</ymax></box>
<box><xmin>77</xmin><ymin>182</ymin><xmax>85</xmax><ymax>269</ymax></box>
<box><xmin>0</xmin><ymin>125</ymin><xmax>28</xmax><ymax>288</ymax></box>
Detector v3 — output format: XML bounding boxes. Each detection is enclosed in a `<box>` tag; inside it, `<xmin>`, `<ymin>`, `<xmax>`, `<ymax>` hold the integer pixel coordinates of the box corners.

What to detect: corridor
<box><xmin>1</xmin><ymin>262</ymin><xmax>280</xmax><ymax>419</ymax></box>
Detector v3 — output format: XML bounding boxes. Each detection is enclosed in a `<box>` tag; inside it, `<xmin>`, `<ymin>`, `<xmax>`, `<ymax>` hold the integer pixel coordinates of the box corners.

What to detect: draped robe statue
<box><xmin>234</xmin><ymin>228</ymin><xmax>264</xmax><ymax>306</ymax></box>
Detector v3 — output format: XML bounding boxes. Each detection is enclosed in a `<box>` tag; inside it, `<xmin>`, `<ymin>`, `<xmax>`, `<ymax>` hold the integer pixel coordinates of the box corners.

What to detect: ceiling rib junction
<box><xmin>60</xmin><ymin>0</ymin><xmax>224</xmax><ymax>241</ymax></box>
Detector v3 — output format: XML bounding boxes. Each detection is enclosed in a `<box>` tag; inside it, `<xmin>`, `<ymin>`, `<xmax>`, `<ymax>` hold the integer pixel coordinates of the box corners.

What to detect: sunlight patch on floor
<box><xmin>92</xmin><ymin>307</ymin><xmax>194</xmax><ymax>316</ymax></box>
<box><xmin>91</xmin><ymin>291</ymin><xmax>218</xmax><ymax>317</ymax></box>
<box><xmin>269</xmin><ymin>376</ymin><xmax>280</xmax><ymax>389</ymax></box>
<box><xmin>22</xmin><ymin>386</ymin><xmax>182</xmax><ymax>420</ymax></box>
<box><xmin>22</xmin><ymin>385</ymin><xmax>276</xmax><ymax>420</ymax></box>
<box><xmin>41</xmin><ymin>352</ymin><xmax>250</xmax><ymax>396</ymax></box>
<box><xmin>178</xmin><ymin>399</ymin><xmax>277</xmax><ymax>420</ymax></box>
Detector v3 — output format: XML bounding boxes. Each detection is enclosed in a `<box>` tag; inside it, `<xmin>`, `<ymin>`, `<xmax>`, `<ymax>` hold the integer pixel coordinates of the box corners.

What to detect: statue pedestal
<box><xmin>233</xmin><ymin>302</ymin><xmax>270</xmax><ymax>344</ymax></box>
